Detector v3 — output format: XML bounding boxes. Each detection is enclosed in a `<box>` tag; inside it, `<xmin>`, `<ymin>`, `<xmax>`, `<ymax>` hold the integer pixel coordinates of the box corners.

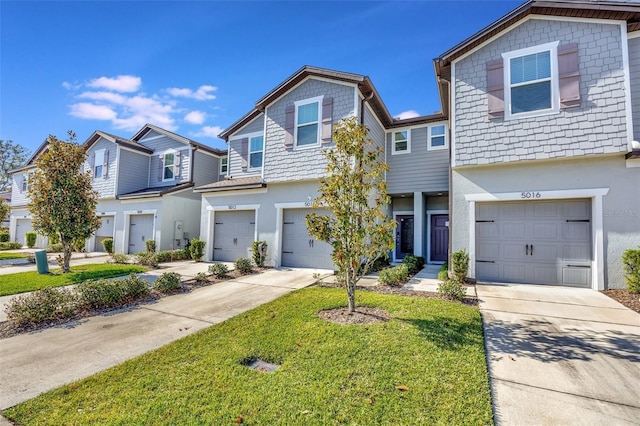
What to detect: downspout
<box><xmin>190</xmin><ymin>145</ymin><xmax>197</xmax><ymax>184</ymax></box>
<box><xmin>359</xmin><ymin>91</ymin><xmax>374</xmax><ymax>125</ymax></box>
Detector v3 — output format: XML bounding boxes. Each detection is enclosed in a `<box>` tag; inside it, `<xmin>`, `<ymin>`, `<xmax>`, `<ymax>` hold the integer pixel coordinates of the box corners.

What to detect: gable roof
<box><xmin>83</xmin><ymin>130</ymin><xmax>154</xmax><ymax>154</ymax></box>
<box><xmin>219</xmin><ymin>65</ymin><xmax>446</xmax><ymax>140</ymax></box>
<box><xmin>132</xmin><ymin>124</ymin><xmax>226</xmax><ymax>156</ymax></box>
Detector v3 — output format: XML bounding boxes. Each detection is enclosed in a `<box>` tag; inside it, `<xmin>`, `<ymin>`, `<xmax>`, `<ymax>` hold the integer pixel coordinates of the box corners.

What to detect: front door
<box><xmin>395</xmin><ymin>215</ymin><xmax>414</xmax><ymax>260</ymax></box>
<box><xmin>430</xmin><ymin>214</ymin><xmax>449</xmax><ymax>263</ymax></box>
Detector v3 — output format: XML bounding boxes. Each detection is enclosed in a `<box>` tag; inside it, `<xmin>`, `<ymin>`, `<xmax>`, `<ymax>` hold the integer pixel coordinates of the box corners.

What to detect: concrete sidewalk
<box><xmin>478</xmin><ymin>284</ymin><xmax>640</xmax><ymax>425</ymax></box>
<box><xmin>0</xmin><ymin>267</ymin><xmax>325</xmax><ymax>410</ymax></box>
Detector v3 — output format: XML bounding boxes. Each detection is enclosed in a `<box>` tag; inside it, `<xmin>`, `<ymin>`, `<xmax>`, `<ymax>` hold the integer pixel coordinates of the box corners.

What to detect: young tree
<box><xmin>0</xmin><ymin>198</ymin><xmax>9</xmax><ymax>225</ymax></box>
<box><xmin>306</xmin><ymin>117</ymin><xmax>395</xmax><ymax>313</ymax></box>
<box><xmin>28</xmin><ymin>132</ymin><xmax>100</xmax><ymax>272</ymax></box>
<box><xmin>0</xmin><ymin>139</ymin><xmax>30</xmax><ymax>191</ymax></box>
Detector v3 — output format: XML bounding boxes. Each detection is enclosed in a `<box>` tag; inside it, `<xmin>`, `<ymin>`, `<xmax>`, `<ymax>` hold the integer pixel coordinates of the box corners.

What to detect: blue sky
<box><xmin>0</xmin><ymin>1</ymin><xmax>521</xmax><ymax>154</ymax></box>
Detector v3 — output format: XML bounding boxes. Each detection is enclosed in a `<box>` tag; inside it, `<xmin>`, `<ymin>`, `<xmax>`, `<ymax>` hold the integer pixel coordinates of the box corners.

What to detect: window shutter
<box><xmin>284</xmin><ymin>105</ymin><xmax>295</xmax><ymax>149</ymax></box>
<box><xmin>158</xmin><ymin>154</ymin><xmax>164</xmax><ymax>181</ymax></box>
<box><xmin>89</xmin><ymin>152</ymin><xmax>95</xmax><ymax>175</ymax></box>
<box><xmin>487</xmin><ymin>59</ymin><xmax>504</xmax><ymax>119</ymax></box>
<box><xmin>240</xmin><ymin>138</ymin><xmax>248</xmax><ymax>171</ymax></box>
<box><xmin>174</xmin><ymin>151</ymin><xmax>181</xmax><ymax>178</ymax></box>
<box><xmin>103</xmin><ymin>149</ymin><xmax>109</xmax><ymax>178</ymax></box>
<box><xmin>558</xmin><ymin>43</ymin><xmax>580</xmax><ymax>109</ymax></box>
<box><xmin>321</xmin><ymin>97</ymin><xmax>333</xmax><ymax>144</ymax></box>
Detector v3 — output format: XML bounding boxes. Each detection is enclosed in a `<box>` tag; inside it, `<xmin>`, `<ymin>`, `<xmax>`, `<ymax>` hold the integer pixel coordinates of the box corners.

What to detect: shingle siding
<box><xmin>454</xmin><ymin>19</ymin><xmax>628</xmax><ymax>166</ymax></box>
<box><xmin>117</xmin><ymin>148</ymin><xmax>150</xmax><ymax>196</ymax></box>
<box><xmin>630</xmin><ymin>36</ymin><xmax>640</xmax><ymax>142</ymax></box>
<box><xmin>264</xmin><ymin>78</ymin><xmax>356</xmax><ymax>182</ymax></box>
<box><xmin>142</xmin><ymin>135</ymin><xmax>190</xmax><ymax>187</ymax></box>
<box><xmin>85</xmin><ymin>138</ymin><xmax>117</xmax><ymax>199</ymax></box>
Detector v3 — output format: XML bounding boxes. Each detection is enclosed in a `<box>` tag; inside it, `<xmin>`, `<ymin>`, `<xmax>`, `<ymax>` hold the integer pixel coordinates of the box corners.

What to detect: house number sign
<box><xmin>521</xmin><ymin>192</ymin><xmax>542</xmax><ymax>199</ymax></box>
<box><xmin>228</xmin><ymin>205</ymin><xmax>236</xmax><ymax>210</ymax></box>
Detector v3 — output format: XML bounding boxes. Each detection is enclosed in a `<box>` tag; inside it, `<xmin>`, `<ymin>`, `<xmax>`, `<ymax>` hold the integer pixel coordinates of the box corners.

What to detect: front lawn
<box><xmin>0</xmin><ymin>252</ymin><xmax>27</xmax><ymax>260</ymax></box>
<box><xmin>0</xmin><ymin>263</ymin><xmax>147</xmax><ymax>296</ymax></box>
<box><xmin>3</xmin><ymin>287</ymin><xmax>493</xmax><ymax>425</ymax></box>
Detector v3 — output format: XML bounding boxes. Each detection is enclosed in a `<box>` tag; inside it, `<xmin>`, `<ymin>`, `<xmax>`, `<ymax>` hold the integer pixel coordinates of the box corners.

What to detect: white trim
<box><xmin>122</xmin><ymin>209</ymin><xmax>157</xmax><ymax>254</ymax></box>
<box><xmin>200</xmin><ymin>187</ymin><xmax>268</xmax><ymax>197</ymax></box>
<box><xmin>226</xmin><ymin>141</ymin><xmax>231</xmax><ymax>178</ymax></box>
<box><xmin>161</xmin><ymin>149</ymin><xmax>177</xmax><ymax>182</ymax></box>
<box><xmin>262</xmin><ymin>105</ymin><xmax>268</xmax><ymax>181</ymax></box>
<box><xmin>294</xmin><ymin>95</ymin><xmax>324</xmax><ymax>149</ymax></box>
<box><xmin>620</xmin><ymin>23</ymin><xmax>635</xmax><ymax>151</ymax></box>
<box><xmin>248</xmin><ymin>134</ymin><xmax>264</xmax><ymax>171</ymax></box>
<box><xmin>228</xmin><ymin>130</ymin><xmax>263</xmax><ymax>142</ymax></box>
<box><xmin>428</xmin><ymin>124</ymin><xmax>448</xmax><ymax>151</ymax></box>
<box><xmin>207</xmin><ymin>204</ymin><xmax>261</xmax><ymax>212</ymax></box>
<box><xmin>117</xmin><ymin>145</ymin><xmax>152</xmax><ymax>156</ymax></box>
<box><xmin>502</xmin><ymin>41</ymin><xmax>560</xmax><ymax>120</ymax></box>
<box><xmin>392</xmin><ymin>210</ymin><xmax>414</xmax><ymax>262</ymax></box>
<box><xmin>205</xmin><ymin>205</ymin><xmax>260</xmax><ymax>262</ymax></box>
<box><xmin>426</xmin><ymin>210</ymin><xmax>449</xmax><ymax>264</ymax></box>
<box><xmin>228</xmin><ymin>113</ymin><xmax>265</xmax><ymax>140</ymax></box>
<box><xmin>451</xmin><ymin>62</ymin><xmax>456</xmax><ymax>168</ymax></box>
<box><xmin>354</xmin><ymin>89</ymin><xmax>360</xmax><ymax>119</ymax></box>
<box><xmin>273</xmin><ymin>201</ymin><xmax>318</xmax><ymax>267</ymax></box>
<box><xmin>464</xmin><ymin>188</ymin><xmax>609</xmax><ymax>291</ymax></box>
<box><xmin>390</xmin><ymin>128</ymin><xmax>411</xmax><ymax>155</ymax></box>
<box><xmin>114</xmin><ymin>146</ymin><xmax>121</xmax><ymax>195</ymax></box>
<box><xmin>629</xmin><ymin>31</ymin><xmax>640</xmax><ymax>40</ymax></box>
<box><xmin>219</xmin><ymin>157</ymin><xmax>228</xmax><ymax>175</ymax></box>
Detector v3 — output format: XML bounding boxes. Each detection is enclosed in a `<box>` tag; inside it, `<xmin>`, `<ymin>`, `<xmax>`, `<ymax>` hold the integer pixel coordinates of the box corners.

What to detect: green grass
<box><xmin>0</xmin><ymin>263</ymin><xmax>147</xmax><ymax>296</ymax></box>
<box><xmin>3</xmin><ymin>288</ymin><xmax>493</xmax><ymax>425</ymax></box>
<box><xmin>0</xmin><ymin>252</ymin><xmax>27</xmax><ymax>260</ymax></box>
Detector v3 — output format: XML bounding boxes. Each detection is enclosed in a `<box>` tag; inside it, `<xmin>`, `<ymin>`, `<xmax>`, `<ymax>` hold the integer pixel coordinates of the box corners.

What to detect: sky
<box><xmin>0</xmin><ymin>0</ymin><xmax>522</xmax><ymax>154</ymax></box>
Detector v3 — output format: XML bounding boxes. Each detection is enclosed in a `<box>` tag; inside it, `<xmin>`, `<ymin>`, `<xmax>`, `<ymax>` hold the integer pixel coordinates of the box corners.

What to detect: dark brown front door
<box><xmin>430</xmin><ymin>214</ymin><xmax>449</xmax><ymax>263</ymax></box>
<box><xmin>395</xmin><ymin>215</ymin><xmax>414</xmax><ymax>260</ymax></box>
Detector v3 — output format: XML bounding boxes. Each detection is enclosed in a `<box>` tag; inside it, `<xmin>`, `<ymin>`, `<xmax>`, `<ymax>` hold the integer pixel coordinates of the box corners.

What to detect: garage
<box><xmin>475</xmin><ymin>199</ymin><xmax>592</xmax><ymax>287</ymax></box>
<box><xmin>213</xmin><ymin>211</ymin><xmax>255</xmax><ymax>262</ymax></box>
<box><xmin>128</xmin><ymin>214</ymin><xmax>154</xmax><ymax>254</ymax></box>
<box><xmin>15</xmin><ymin>218</ymin><xmax>33</xmax><ymax>247</ymax></box>
<box><xmin>281</xmin><ymin>208</ymin><xmax>334</xmax><ymax>270</ymax></box>
<box><xmin>94</xmin><ymin>215</ymin><xmax>115</xmax><ymax>252</ymax></box>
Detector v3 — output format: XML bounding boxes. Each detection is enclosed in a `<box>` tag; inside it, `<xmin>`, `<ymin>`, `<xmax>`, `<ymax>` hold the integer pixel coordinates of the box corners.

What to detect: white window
<box><xmin>503</xmin><ymin>41</ymin><xmax>559</xmax><ymax>119</ymax></box>
<box><xmin>163</xmin><ymin>152</ymin><xmax>175</xmax><ymax>181</ymax></box>
<box><xmin>21</xmin><ymin>172</ymin><xmax>32</xmax><ymax>192</ymax></box>
<box><xmin>94</xmin><ymin>149</ymin><xmax>104</xmax><ymax>178</ymax></box>
<box><xmin>249</xmin><ymin>136</ymin><xmax>264</xmax><ymax>169</ymax></box>
<box><xmin>294</xmin><ymin>96</ymin><xmax>322</xmax><ymax>147</ymax></box>
<box><xmin>428</xmin><ymin>125</ymin><xmax>447</xmax><ymax>150</ymax></box>
<box><xmin>220</xmin><ymin>157</ymin><xmax>228</xmax><ymax>174</ymax></box>
<box><xmin>392</xmin><ymin>130</ymin><xmax>410</xmax><ymax>154</ymax></box>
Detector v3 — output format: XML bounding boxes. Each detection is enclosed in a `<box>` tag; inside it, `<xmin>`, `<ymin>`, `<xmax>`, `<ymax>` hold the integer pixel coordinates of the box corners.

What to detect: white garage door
<box><xmin>95</xmin><ymin>215</ymin><xmax>115</xmax><ymax>252</ymax></box>
<box><xmin>15</xmin><ymin>219</ymin><xmax>33</xmax><ymax>247</ymax></box>
<box><xmin>282</xmin><ymin>208</ymin><xmax>333</xmax><ymax>270</ymax></box>
<box><xmin>128</xmin><ymin>214</ymin><xmax>154</xmax><ymax>254</ymax></box>
<box><xmin>213</xmin><ymin>211</ymin><xmax>255</xmax><ymax>262</ymax></box>
<box><xmin>475</xmin><ymin>199</ymin><xmax>592</xmax><ymax>287</ymax></box>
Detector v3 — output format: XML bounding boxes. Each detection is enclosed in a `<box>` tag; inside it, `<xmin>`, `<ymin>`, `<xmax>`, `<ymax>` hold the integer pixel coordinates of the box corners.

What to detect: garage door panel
<box><xmin>533</xmin><ymin>202</ymin><xmax>558</xmax><ymax>218</ymax></box>
<box><xmin>533</xmin><ymin>223</ymin><xmax>558</xmax><ymax>239</ymax></box>
<box><xmin>503</xmin><ymin>264</ymin><xmax>527</xmax><ymax>282</ymax></box>
<box><xmin>562</xmin><ymin>245</ymin><xmax>590</xmax><ymax>262</ymax></box>
<box><xmin>503</xmin><ymin>243</ymin><xmax>528</xmax><ymax>261</ymax></box>
<box><xmin>213</xmin><ymin>211</ymin><xmax>255</xmax><ymax>262</ymax></box>
<box><xmin>282</xmin><ymin>208</ymin><xmax>333</xmax><ymax>270</ymax></box>
<box><xmin>477</xmin><ymin>204</ymin><xmax>499</xmax><ymax>220</ymax></box>
<box><xmin>96</xmin><ymin>216</ymin><xmax>114</xmax><ymax>237</ymax></box>
<box><xmin>531</xmin><ymin>244</ymin><xmax>558</xmax><ymax>262</ymax></box>
<box><xmin>562</xmin><ymin>267</ymin><xmax>591</xmax><ymax>287</ymax></box>
<box><xmin>128</xmin><ymin>215</ymin><xmax>154</xmax><ymax>254</ymax></box>
<box><xmin>563</xmin><ymin>200</ymin><xmax>590</xmax><ymax>219</ymax></box>
<box><xmin>477</xmin><ymin>242</ymin><xmax>500</xmax><ymax>260</ymax></box>
<box><xmin>563</xmin><ymin>223</ymin><xmax>590</xmax><ymax>240</ymax></box>
<box><xmin>503</xmin><ymin>203</ymin><xmax>526</xmax><ymax>218</ymax></box>
<box><xmin>533</xmin><ymin>265</ymin><xmax>559</xmax><ymax>285</ymax></box>
<box><xmin>476</xmin><ymin>262</ymin><xmax>499</xmax><ymax>280</ymax></box>
<box><xmin>477</xmin><ymin>223</ymin><xmax>498</xmax><ymax>239</ymax></box>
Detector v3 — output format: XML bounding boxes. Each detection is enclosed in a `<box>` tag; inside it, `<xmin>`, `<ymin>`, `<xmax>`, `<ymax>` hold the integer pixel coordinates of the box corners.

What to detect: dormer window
<box><xmin>294</xmin><ymin>96</ymin><xmax>323</xmax><ymax>148</ymax></box>
<box><xmin>163</xmin><ymin>153</ymin><xmax>175</xmax><ymax>180</ymax></box>
<box><xmin>220</xmin><ymin>157</ymin><xmax>228</xmax><ymax>174</ymax></box>
<box><xmin>158</xmin><ymin>150</ymin><xmax>180</xmax><ymax>182</ymax></box>
<box><xmin>249</xmin><ymin>136</ymin><xmax>264</xmax><ymax>169</ymax></box>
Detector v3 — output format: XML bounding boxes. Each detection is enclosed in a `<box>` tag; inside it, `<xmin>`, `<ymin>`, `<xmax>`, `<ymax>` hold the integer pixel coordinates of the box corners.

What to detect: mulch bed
<box><xmin>602</xmin><ymin>289</ymin><xmax>640</xmax><ymax>314</ymax></box>
<box><xmin>317</xmin><ymin>306</ymin><xmax>392</xmax><ymax>325</ymax></box>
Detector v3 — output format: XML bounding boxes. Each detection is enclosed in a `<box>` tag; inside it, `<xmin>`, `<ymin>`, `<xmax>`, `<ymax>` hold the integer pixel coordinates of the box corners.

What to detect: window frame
<box><xmin>21</xmin><ymin>171</ymin><xmax>33</xmax><ymax>192</ymax></box>
<box><xmin>219</xmin><ymin>157</ymin><xmax>228</xmax><ymax>175</ymax></box>
<box><xmin>502</xmin><ymin>41</ymin><xmax>560</xmax><ymax>120</ymax></box>
<box><xmin>428</xmin><ymin>124</ymin><xmax>448</xmax><ymax>151</ymax></box>
<box><xmin>391</xmin><ymin>129</ymin><xmax>411</xmax><ymax>155</ymax></box>
<box><xmin>162</xmin><ymin>151</ymin><xmax>176</xmax><ymax>182</ymax></box>
<box><xmin>94</xmin><ymin>149</ymin><xmax>105</xmax><ymax>179</ymax></box>
<box><xmin>248</xmin><ymin>134</ymin><xmax>264</xmax><ymax>170</ymax></box>
<box><xmin>294</xmin><ymin>95</ymin><xmax>323</xmax><ymax>149</ymax></box>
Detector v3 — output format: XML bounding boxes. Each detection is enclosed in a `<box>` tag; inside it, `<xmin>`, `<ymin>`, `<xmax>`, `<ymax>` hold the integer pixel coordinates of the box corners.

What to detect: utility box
<box><xmin>35</xmin><ymin>250</ymin><xmax>49</xmax><ymax>274</ymax></box>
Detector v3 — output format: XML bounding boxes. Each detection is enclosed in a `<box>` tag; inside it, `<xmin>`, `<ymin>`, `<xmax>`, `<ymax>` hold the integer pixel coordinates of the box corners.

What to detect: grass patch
<box><xmin>3</xmin><ymin>288</ymin><xmax>492</xmax><ymax>425</ymax></box>
<box><xmin>0</xmin><ymin>252</ymin><xmax>27</xmax><ymax>260</ymax></box>
<box><xmin>0</xmin><ymin>264</ymin><xmax>147</xmax><ymax>296</ymax></box>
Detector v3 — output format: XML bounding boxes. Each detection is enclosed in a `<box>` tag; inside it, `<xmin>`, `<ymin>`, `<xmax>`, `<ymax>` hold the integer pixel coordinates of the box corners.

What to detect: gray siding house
<box><xmin>434</xmin><ymin>0</ymin><xmax>640</xmax><ymax>290</ymax></box>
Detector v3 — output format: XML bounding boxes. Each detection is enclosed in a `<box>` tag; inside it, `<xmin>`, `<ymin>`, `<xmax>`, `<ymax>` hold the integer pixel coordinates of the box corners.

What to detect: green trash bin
<box><xmin>35</xmin><ymin>250</ymin><xmax>49</xmax><ymax>274</ymax></box>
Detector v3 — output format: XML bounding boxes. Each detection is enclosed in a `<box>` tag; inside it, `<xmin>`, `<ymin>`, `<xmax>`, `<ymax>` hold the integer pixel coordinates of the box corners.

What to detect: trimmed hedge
<box><xmin>0</xmin><ymin>242</ymin><xmax>22</xmax><ymax>250</ymax></box>
<box><xmin>26</xmin><ymin>232</ymin><xmax>36</xmax><ymax>248</ymax></box>
<box><xmin>379</xmin><ymin>264</ymin><xmax>409</xmax><ymax>286</ymax></box>
<box><xmin>401</xmin><ymin>255</ymin><xmax>425</xmax><ymax>275</ymax></box>
<box><xmin>102</xmin><ymin>238</ymin><xmax>114</xmax><ymax>254</ymax></box>
<box><xmin>234</xmin><ymin>257</ymin><xmax>253</xmax><ymax>274</ymax></box>
<box><xmin>622</xmin><ymin>247</ymin><xmax>640</xmax><ymax>293</ymax></box>
<box><xmin>153</xmin><ymin>272</ymin><xmax>181</xmax><ymax>293</ymax></box>
<box><xmin>208</xmin><ymin>262</ymin><xmax>229</xmax><ymax>278</ymax></box>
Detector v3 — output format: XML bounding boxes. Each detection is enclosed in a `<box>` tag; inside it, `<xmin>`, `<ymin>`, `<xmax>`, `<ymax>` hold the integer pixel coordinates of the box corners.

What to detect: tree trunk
<box><xmin>62</xmin><ymin>242</ymin><xmax>72</xmax><ymax>273</ymax></box>
<box><xmin>346</xmin><ymin>273</ymin><xmax>356</xmax><ymax>313</ymax></box>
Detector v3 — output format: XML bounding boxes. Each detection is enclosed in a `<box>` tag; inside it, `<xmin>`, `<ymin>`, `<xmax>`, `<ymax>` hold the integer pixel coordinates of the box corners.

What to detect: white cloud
<box><xmin>87</xmin><ymin>75</ymin><xmax>142</xmax><ymax>92</ymax></box>
<box><xmin>166</xmin><ymin>85</ymin><xmax>217</xmax><ymax>100</ymax></box>
<box><xmin>78</xmin><ymin>91</ymin><xmax>128</xmax><ymax>104</ymax></box>
<box><xmin>69</xmin><ymin>103</ymin><xmax>118</xmax><ymax>120</ymax></box>
<box><xmin>62</xmin><ymin>81</ymin><xmax>81</xmax><ymax>90</ymax></box>
<box><xmin>394</xmin><ymin>110</ymin><xmax>420</xmax><ymax>120</ymax></box>
<box><xmin>196</xmin><ymin>126</ymin><xmax>224</xmax><ymax>138</ymax></box>
<box><xmin>184</xmin><ymin>111</ymin><xmax>206</xmax><ymax>124</ymax></box>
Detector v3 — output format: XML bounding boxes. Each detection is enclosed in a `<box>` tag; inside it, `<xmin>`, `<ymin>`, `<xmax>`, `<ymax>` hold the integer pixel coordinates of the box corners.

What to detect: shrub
<box><xmin>102</xmin><ymin>238</ymin><xmax>114</xmax><ymax>254</ymax></box>
<box><xmin>208</xmin><ymin>262</ymin><xmax>229</xmax><ymax>278</ymax></box>
<box><xmin>251</xmin><ymin>241</ymin><xmax>267</xmax><ymax>267</ymax></box>
<box><xmin>0</xmin><ymin>230</ymin><xmax>9</xmax><ymax>243</ymax></box>
<box><xmin>622</xmin><ymin>247</ymin><xmax>640</xmax><ymax>293</ymax></box>
<box><xmin>189</xmin><ymin>238</ymin><xmax>206</xmax><ymax>262</ymax></box>
<box><xmin>25</xmin><ymin>232</ymin><xmax>37</xmax><ymax>248</ymax></box>
<box><xmin>437</xmin><ymin>263</ymin><xmax>449</xmax><ymax>281</ymax></box>
<box><xmin>451</xmin><ymin>249</ymin><xmax>469</xmax><ymax>283</ymax></box>
<box><xmin>145</xmin><ymin>239</ymin><xmax>156</xmax><ymax>253</ymax></box>
<box><xmin>0</xmin><ymin>242</ymin><xmax>22</xmax><ymax>250</ymax></box>
<box><xmin>153</xmin><ymin>272</ymin><xmax>181</xmax><ymax>293</ymax></box>
<box><xmin>234</xmin><ymin>257</ymin><xmax>253</xmax><ymax>274</ymax></box>
<box><xmin>49</xmin><ymin>233</ymin><xmax>59</xmax><ymax>245</ymax></box>
<box><xmin>378</xmin><ymin>264</ymin><xmax>409</xmax><ymax>286</ymax></box>
<box><xmin>402</xmin><ymin>255</ymin><xmax>425</xmax><ymax>275</ymax></box>
<box><xmin>73</xmin><ymin>238</ymin><xmax>86</xmax><ymax>252</ymax></box>
<box><xmin>119</xmin><ymin>275</ymin><xmax>151</xmax><ymax>300</ymax></box>
<box><xmin>135</xmin><ymin>251</ymin><xmax>158</xmax><ymax>267</ymax></box>
<box><xmin>5</xmin><ymin>287</ymin><xmax>78</xmax><ymax>327</ymax></box>
<box><xmin>77</xmin><ymin>279</ymin><xmax>125</xmax><ymax>310</ymax></box>
<box><xmin>438</xmin><ymin>279</ymin><xmax>466</xmax><ymax>301</ymax></box>
<box><xmin>369</xmin><ymin>253</ymin><xmax>390</xmax><ymax>273</ymax></box>
<box><xmin>46</xmin><ymin>243</ymin><xmax>63</xmax><ymax>253</ymax></box>
<box><xmin>194</xmin><ymin>272</ymin><xmax>208</xmax><ymax>283</ymax></box>
<box><xmin>110</xmin><ymin>253</ymin><xmax>130</xmax><ymax>264</ymax></box>
<box><xmin>155</xmin><ymin>249</ymin><xmax>190</xmax><ymax>263</ymax></box>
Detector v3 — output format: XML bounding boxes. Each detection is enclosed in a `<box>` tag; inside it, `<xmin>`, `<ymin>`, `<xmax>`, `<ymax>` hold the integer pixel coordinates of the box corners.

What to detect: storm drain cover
<box><xmin>242</xmin><ymin>358</ymin><xmax>280</xmax><ymax>373</ymax></box>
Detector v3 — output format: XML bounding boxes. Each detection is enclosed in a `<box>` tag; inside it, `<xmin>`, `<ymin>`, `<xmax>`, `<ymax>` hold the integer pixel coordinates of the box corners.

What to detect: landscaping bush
<box><xmin>119</xmin><ymin>275</ymin><xmax>151</xmax><ymax>300</ymax></box>
<box><xmin>438</xmin><ymin>279</ymin><xmax>465</xmax><ymax>301</ymax></box>
<box><xmin>135</xmin><ymin>251</ymin><xmax>158</xmax><ymax>267</ymax></box>
<box><xmin>234</xmin><ymin>257</ymin><xmax>253</xmax><ymax>274</ymax></box>
<box><xmin>208</xmin><ymin>262</ymin><xmax>229</xmax><ymax>278</ymax></box>
<box><xmin>189</xmin><ymin>238</ymin><xmax>206</xmax><ymax>262</ymax></box>
<box><xmin>437</xmin><ymin>263</ymin><xmax>449</xmax><ymax>281</ymax></box>
<box><xmin>0</xmin><ymin>230</ymin><xmax>9</xmax><ymax>243</ymax></box>
<box><xmin>145</xmin><ymin>239</ymin><xmax>156</xmax><ymax>253</ymax></box>
<box><xmin>402</xmin><ymin>255</ymin><xmax>425</xmax><ymax>275</ymax></box>
<box><xmin>154</xmin><ymin>249</ymin><xmax>190</xmax><ymax>263</ymax></box>
<box><xmin>46</xmin><ymin>243</ymin><xmax>63</xmax><ymax>253</ymax></box>
<box><xmin>0</xmin><ymin>242</ymin><xmax>22</xmax><ymax>250</ymax></box>
<box><xmin>194</xmin><ymin>272</ymin><xmax>208</xmax><ymax>283</ymax></box>
<box><xmin>153</xmin><ymin>272</ymin><xmax>181</xmax><ymax>293</ymax></box>
<box><xmin>25</xmin><ymin>232</ymin><xmax>36</xmax><ymax>248</ymax></box>
<box><xmin>369</xmin><ymin>253</ymin><xmax>390</xmax><ymax>273</ymax></box>
<box><xmin>102</xmin><ymin>238</ymin><xmax>114</xmax><ymax>254</ymax></box>
<box><xmin>378</xmin><ymin>264</ymin><xmax>409</xmax><ymax>286</ymax></box>
<box><xmin>110</xmin><ymin>253</ymin><xmax>130</xmax><ymax>264</ymax></box>
<box><xmin>622</xmin><ymin>247</ymin><xmax>640</xmax><ymax>293</ymax></box>
<box><xmin>5</xmin><ymin>287</ymin><xmax>78</xmax><ymax>327</ymax></box>
<box><xmin>451</xmin><ymin>249</ymin><xmax>469</xmax><ymax>283</ymax></box>
<box><xmin>49</xmin><ymin>233</ymin><xmax>59</xmax><ymax>245</ymax></box>
<box><xmin>251</xmin><ymin>241</ymin><xmax>267</xmax><ymax>267</ymax></box>
<box><xmin>78</xmin><ymin>275</ymin><xmax>150</xmax><ymax>309</ymax></box>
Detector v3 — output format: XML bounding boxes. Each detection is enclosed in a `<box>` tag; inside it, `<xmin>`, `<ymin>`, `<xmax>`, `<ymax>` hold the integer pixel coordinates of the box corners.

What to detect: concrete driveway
<box><xmin>0</xmin><ymin>268</ymin><xmax>324</xmax><ymax>410</ymax></box>
<box><xmin>477</xmin><ymin>284</ymin><xmax>640</xmax><ymax>425</ymax></box>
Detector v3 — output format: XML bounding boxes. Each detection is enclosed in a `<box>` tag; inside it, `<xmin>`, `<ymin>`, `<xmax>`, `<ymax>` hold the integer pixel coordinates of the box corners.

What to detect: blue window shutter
<box><xmin>284</xmin><ymin>105</ymin><xmax>295</xmax><ymax>149</ymax></box>
<box><xmin>321</xmin><ymin>97</ymin><xmax>333</xmax><ymax>144</ymax></box>
<box><xmin>558</xmin><ymin>43</ymin><xmax>580</xmax><ymax>109</ymax></box>
<box><xmin>240</xmin><ymin>138</ymin><xmax>248</xmax><ymax>171</ymax></box>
